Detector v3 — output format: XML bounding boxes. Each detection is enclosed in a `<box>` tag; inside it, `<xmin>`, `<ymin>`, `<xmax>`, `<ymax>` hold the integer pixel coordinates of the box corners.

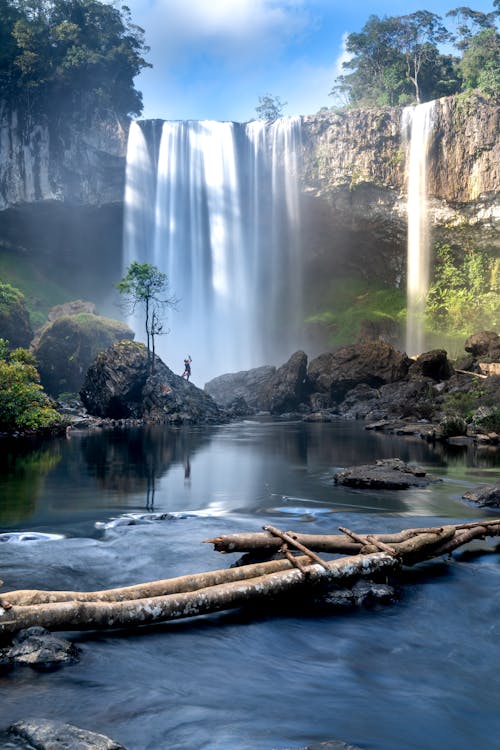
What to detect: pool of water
<box><xmin>0</xmin><ymin>419</ymin><xmax>499</xmax><ymax>749</ymax></box>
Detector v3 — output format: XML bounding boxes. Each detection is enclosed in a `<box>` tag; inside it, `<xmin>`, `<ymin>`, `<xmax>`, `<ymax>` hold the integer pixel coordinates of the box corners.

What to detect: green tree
<box><xmin>1</xmin><ymin>0</ymin><xmax>151</xmax><ymax>120</ymax></box>
<box><xmin>331</xmin><ymin>12</ymin><xmax>460</xmax><ymax>107</ymax></box>
<box><xmin>0</xmin><ymin>339</ymin><xmax>63</xmax><ymax>433</ymax></box>
<box><xmin>425</xmin><ymin>244</ymin><xmax>499</xmax><ymax>340</ymax></box>
<box><xmin>395</xmin><ymin>11</ymin><xmax>452</xmax><ymax>103</ymax></box>
<box><xmin>255</xmin><ymin>93</ymin><xmax>287</xmax><ymax>121</ymax></box>
<box><xmin>459</xmin><ymin>26</ymin><xmax>500</xmax><ymax>97</ymax></box>
<box><xmin>115</xmin><ymin>262</ymin><xmax>177</xmax><ymax>374</ymax></box>
<box><xmin>331</xmin><ymin>15</ymin><xmax>408</xmax><ymax>107</ymax></box>
<box><xmin>446</xmin><ymin>6</ymin><xmax>498</xmax><ymax>50</ymax></box>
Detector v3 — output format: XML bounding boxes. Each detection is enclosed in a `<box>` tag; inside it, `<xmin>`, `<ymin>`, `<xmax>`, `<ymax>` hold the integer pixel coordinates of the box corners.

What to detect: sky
<box><xmin>123</xmin><ymin>0</ymin><xmax>497</xmax><ymax>122</ymax></box>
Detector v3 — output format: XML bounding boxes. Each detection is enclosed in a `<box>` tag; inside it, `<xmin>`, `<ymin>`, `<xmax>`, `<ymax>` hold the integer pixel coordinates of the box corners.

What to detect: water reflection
<box><xmin>0</xmin><ymin>440</ymin><xmax>61</xmax><ymax>525</ymax></box>
<box><xmin>0</xmin><ymin>419</ymin><xmax>498</xmax><ymax>534</ymax></box>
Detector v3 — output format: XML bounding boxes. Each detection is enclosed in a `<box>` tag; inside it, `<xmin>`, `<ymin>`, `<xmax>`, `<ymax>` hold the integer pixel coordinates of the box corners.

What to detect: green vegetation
<box><xmin>255</xmin><ymin>93</ymin><xmax>288</xmax><ymax>121</ymax></box>
<box><xmin>331</xmin><ymin>5</ymin><xmax>499</xmax><ymax>107</ymax></box>
<box><xmin>0</xmin><ymin>339</ymin><xmax>63</xmax><ymax>433</ymax></box>
<box><xmin>0</xmin><ymin>0</ymin><xmax>151</xmax><ymax>121</ymax></box>
<box><xmin>0</xmin><ymin>248</ymin><xmax>78</xmax><ymax>329</ymax></box>
<box><xmin>306</xmin><ymin>279</ymin><xmax>406</xmax><ymax>347</ymax></box>
<box><xmin>115</xmin><ymin>262</ymin><xmax>177</xmax><ymax>374</ymax></box>
<box><xmin>425</xmin><ymin>243</ymin><xmax>499</xmax><ymax>351</ymax></box>
<box><xmin>441</xmin><ymin>380</ymin><xmax>500</xmax><ymax>433</ymax></box>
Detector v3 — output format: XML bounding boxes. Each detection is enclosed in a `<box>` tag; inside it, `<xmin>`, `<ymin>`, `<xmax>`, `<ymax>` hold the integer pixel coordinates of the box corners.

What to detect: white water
<box><xmin>122</xmin><ymin>118</ymin><xmax>303</xmax><ymax>384</ymax></box>
<box><xmin>403</xmin><ymin>101</ymin><xmax>436</xmax><ymax>356</ymax></box>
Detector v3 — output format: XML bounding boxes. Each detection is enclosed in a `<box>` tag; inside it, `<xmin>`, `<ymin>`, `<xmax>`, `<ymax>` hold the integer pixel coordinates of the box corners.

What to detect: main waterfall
<box><xmin>123</xmin><ymin>118</ymin><xmax>303</xmax><ymax>384</ymax></box>
<box><xmin>403</xmin><ymin>101</ymin><xmax>436</xmax><ymax>356</ymax></box>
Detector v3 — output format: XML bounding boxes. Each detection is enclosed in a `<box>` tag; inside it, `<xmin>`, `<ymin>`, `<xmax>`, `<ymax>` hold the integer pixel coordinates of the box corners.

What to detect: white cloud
<box><xmin>130</xmin><ymin>0</ymin><xmax>311</xmax><ymax>64</ymax></box>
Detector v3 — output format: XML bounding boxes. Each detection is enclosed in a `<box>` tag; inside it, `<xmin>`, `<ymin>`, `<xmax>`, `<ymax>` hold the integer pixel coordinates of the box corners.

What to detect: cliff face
<box><xmin>0</xmin><ymin>105</ymin><xmax>128</xmax><ymax>308</ymax></box>
<box><xmin>0</xmin><ymin>105</ymin><xmax>127</xmax><ymax>209</ymax></box>
<box><xmin>0</xmin><ymin>95</ymin><xmax>497</xmax><ymax>306</ymax></box>
<box><xmin>299</xmin><ymin>95</ymin><xmax>499</xmax><ymax>286</ymax></box>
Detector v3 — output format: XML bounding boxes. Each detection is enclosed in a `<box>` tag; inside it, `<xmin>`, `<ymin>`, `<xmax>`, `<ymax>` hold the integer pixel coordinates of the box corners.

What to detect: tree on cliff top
<box><xmin>0</xmin><ymin>0</ymin><xmax>151</xmax><ymax>120</ymax></box>
<box><xmin>116</xmin><ymin>262</ymin><xmax>177</xmax><ymax>375</ymax></box>
<box><xmin>331</xmin><ymin>12</ymin><xmax>456</xmax><ymax>107</ymax></box>
<box><xmin>255</xmin><ymin>93</ymin><xmax>287</xmax><ymax>121</ymax></box>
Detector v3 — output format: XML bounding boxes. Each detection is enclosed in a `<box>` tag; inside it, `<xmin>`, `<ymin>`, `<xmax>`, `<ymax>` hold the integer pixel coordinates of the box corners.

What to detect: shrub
<box><xmin>0</xmin><ymin>339</ymin><xmax>63</xmax><ymax>433</ymax></box>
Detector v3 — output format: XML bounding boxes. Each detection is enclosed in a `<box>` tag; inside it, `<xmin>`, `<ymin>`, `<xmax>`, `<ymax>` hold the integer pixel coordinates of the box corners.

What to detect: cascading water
<box><xmin>122</xmin><ymin>117</ymin><xmax>303</xmax><ymax>384</ymax></box>
<box><xmin>402</xmin><ymin>101</ymin><xmax>436</xmax><ymax>356</ymax></box>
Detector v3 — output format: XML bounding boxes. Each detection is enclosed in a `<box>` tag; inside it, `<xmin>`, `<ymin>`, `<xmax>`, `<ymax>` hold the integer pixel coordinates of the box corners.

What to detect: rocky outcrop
<box><xmin>464</xmin><ymin>331</ymin><xmax>500</xmax><ymax>360</ymax></box>
<box><xmin>308</xmin><ymin>341</ymin><xmax>411</xmax><ymax>404</ymax></box>
<box><xmin>463</xmin><ymin>483</ymin><xmax>500</xmax><ymax>507</ymax></box>
<box><xmin>33</xmin><ymin>305</ymin><xmax>134</xmax><ymax>396</ymax></box>
<box><xmin>408</xmin><ymin>349</ymin><xmax>453</xmax><ymax>381</ymax></box>
<box><xmin>4</xmin><ymin>627</ymin><xmax>79</xmax><ymax>670</ymax></box>
<box><xmin>261</xmin><ymin>351</ymin><xmax>308</xmax><ymax>414</ymax></box>
<box><xmin>204</xmin><ymin>365</ymin><xmax>276</xmax><ymax>411</ymax></box>
<box><xmin>81</xmin><ymin>340</ymin><xmax>222</xmax><ymax>424</ymax></box>
<box><xmin>8</xmin><ymin>719</ymin><xmax>126</xmax><ymax>749</ymax></box>
<box><xmin>334</xmin><ymin>458</ymin><xmax>439</xmax><ymax>489</ymax></box>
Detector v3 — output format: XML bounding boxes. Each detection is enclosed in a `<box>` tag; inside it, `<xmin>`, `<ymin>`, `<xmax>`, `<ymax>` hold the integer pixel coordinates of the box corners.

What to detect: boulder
<box><xmin>8</xmin><ymin>627</ymin><xmax>79</xmax><ymax>669</ymax></box>
<box><xmin>463</xmin><ymin>483</ymin><xmax>500</xmax><ymax>507</ymax></box>
<box><xmin>261</xmin><ymin>351</ymin><xmax>308</xmax><ymax>414</ymax></box>
<box><xmin>9</xmin><ymin>719</ymin><xmax>126</xmax><ymax>750</ymax></box>
<box><xmin>464</xmin><ymin>331</ymin><xmax>500</xmax><ymax>360</ymax></box>
<box><xmin>204</xmin><ymin>365</ymin><xmax>276</xmax><ymax>410</ymax></box>
<box><xmin>308</xmin><ymin>341</ymin><xmax>411</xmax><ymax>404</ymax></box>
<box><xmin>33</xmin><ymin>307</ymin><xmax>134</xmax><ymax>396</ymax></box>
<box><xmin>81</xmin><ymin>341</ymin><xmax>222</xmax><ymax>424</ymax></box>
<box><xmin>0</xmin><ymin>281</ymin><xmax>33</xmax><ymax>349</ymax></box>
<box><xmin>334</xmin><ymin>458</ymin><xmax>439</xmax><ymax>489</ymax></box>
<box><xmin>408</xmin><ymin>349</ymin><xmax>453</xmax><ymax>380</ymax></box>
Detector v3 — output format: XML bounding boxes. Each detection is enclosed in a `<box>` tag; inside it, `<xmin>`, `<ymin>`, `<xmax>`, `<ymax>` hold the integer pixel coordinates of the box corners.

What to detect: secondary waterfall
<box><xmin>403</xmin><ymin>101</ymin><xmax>435</xmax><ymax>356</ymax></box>
<box><xmin>122</xmin><ymin>118</ymin><xmax>303</xmax><ymax>384</ymax></box>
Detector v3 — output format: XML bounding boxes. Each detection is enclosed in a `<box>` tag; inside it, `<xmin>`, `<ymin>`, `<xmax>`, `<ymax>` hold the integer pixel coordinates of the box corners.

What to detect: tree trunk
<box><xmin>0</xmin><ymin>553</ymin><xmax>398</xmax><ymax>635</ymax></box>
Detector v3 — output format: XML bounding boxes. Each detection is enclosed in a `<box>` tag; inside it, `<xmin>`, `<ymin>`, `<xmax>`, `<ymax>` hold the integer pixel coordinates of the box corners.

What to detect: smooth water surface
<box><xmin>0</xmin><ymin>419</ymin><xmax>499</xmax><ymax>750</ymax></box>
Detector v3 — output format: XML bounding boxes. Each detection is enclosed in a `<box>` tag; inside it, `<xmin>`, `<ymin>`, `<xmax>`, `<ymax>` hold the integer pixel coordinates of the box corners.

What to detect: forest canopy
<box><xmin>331</xmin><ymin>4</ymin><xmax>500</xmax><ymax>107</ymax></box>
<box><xmin>0</xmin><ymin>0</ymin><xmax>151</xmax><ymax>120</ymax></box>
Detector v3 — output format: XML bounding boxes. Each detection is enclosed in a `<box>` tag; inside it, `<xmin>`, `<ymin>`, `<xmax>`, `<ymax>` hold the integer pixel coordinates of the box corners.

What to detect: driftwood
<box><xmin>1</xmin><ymin>520</ymin><xmax>499</xmax><ymax>636</ymax></box>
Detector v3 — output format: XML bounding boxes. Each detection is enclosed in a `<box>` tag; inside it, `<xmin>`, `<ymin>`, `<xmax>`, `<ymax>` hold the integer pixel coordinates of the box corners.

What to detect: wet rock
<box><xmin>308</xmin><ymin>341</ymin><xmax>411</xmax><ymax>405</ymax></box>
<box><xmin>408</xmin><ymin>349</ymin><xmax>453</xmax><ymax>381</ymax></box>
<box><xmin>351</xmin><ymin>579</ymin><xmax>398</xmax><ymax>607</ymax></box>
<box><xmin>81</xmin><ymin>341</ymin><xmax>222</xmax><ymax>424</ymax></box>
<box><xmin>261</xmin><ymin>351</ymin><xmax>308</xmax><ymax>415</ymax></box>
<box><xmin>33</xmin><ymin>306</ymin><xmax>134</xmax><ymax>396</ymax></box>
<box><xmin>300</xmin><ymin>743</ymin><xmax>366</xmax><ymax>750</ymax></box>
<box><xmin>464</xmin><ymin>331</ymin><xmax>500</xmax><ymax>359</ymax></box>
<box><xmin>339</xmin><ymin>379</ymin><xmax>437</xmax><ymax>422</ymax></box>
<box><xmin>204</xmin><ymin>365</ymin><xmax>276</xmax><ymax>410</ymax></box>
<box><xmin>334</xmin><ymin>458</ymin><xmax>439</xmax><ymax>489</ymax></box>
<box><xmin>463</xmin><ymin>483</ymin><xmax>500</xmax><ymax>507</ymax></box>
<box><xmin>9</xmin><ymin>719</ymin><xmax>127</xmax><ymax>749</ymax></box>
<box><xmin>9</xmin><ymin>627</ymin><xmax>80</xmax><ymax>669</ymax></box>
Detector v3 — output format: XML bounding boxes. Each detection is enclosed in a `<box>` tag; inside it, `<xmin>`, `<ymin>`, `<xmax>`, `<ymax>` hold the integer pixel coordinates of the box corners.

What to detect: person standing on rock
<box><xmin>182</xmin><ymin>356</ymin><xmax>192</xmax><ymax>380</ymax></box>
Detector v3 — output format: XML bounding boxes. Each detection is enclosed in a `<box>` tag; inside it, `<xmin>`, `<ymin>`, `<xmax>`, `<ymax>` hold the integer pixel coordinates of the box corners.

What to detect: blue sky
<box><xmin>124</xmin><ymin>0</ymin><xmax>497</xmax><ymax>122</ymax></box>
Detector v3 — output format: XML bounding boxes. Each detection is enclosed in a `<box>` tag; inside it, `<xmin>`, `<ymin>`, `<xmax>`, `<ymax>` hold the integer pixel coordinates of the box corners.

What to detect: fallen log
<box><xmin>0</xmin><ymin>553</ymin><xmax>398</xmax><ymax>635</ymax></box>
<box><xmin>205</xmin><ymin>519</ymin><xmax>500</xmax><ymax>555</ymax></box>
<box><xmin>1</xmin><ymin>520</ymin><xmax>499</xmax><ymax>636</ymax></box>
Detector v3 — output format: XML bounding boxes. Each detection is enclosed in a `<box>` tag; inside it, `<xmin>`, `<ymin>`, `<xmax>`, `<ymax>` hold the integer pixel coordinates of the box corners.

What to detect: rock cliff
<box><xmin>0</xmin><ymin>95</ymin><xmax>497</xmax><ymax>306</ymax></box>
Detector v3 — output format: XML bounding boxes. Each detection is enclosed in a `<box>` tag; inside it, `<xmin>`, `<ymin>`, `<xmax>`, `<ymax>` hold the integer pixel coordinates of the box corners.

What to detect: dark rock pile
<box><xmin>81</xmin><ymin>340</ymin><xmax>222</xmax><ymax>425</ymax></box>
<box><xmin>204</xmin><ymin>334</ymin><xmax>500</xmax><ymax>446</ymax></box>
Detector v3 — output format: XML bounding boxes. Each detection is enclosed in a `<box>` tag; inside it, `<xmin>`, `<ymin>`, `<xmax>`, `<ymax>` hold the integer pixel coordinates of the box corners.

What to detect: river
<box><xmin>0</xmin><ymin>419</ymin><xmax>499</xmax><ymax>750</ymax></box>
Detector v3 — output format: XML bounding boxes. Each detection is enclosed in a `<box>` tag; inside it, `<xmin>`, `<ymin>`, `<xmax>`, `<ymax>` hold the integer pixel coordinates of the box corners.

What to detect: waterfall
<box><xmin>122</xmin><ymin>117</ymin><xmax>303</xmax><ymax>384</ymax></box>
<box><xmin>403</xmin><ymin>101</ymin><xmax>435</xmax><ymax>356</ymax></box>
